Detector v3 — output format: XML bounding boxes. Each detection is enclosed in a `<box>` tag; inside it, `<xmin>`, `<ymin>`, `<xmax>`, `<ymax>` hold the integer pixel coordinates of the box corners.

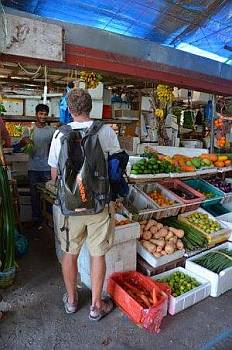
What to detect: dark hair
<box><xmin>35</xmin><ymin>104</ymin><xmax>49</xmax><ymax>114</ymax></box>
<box><xmin>67</xmin><ymin>89</ymin><xmax>92</xmax><ymax>116</ymax></box>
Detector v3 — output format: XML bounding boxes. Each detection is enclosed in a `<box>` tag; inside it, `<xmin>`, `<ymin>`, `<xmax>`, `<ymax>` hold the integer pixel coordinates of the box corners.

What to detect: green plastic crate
<box><xmin>184</xmin><ymin>179</ymin><xmax>224</xmax><ymax>206</ymax></box>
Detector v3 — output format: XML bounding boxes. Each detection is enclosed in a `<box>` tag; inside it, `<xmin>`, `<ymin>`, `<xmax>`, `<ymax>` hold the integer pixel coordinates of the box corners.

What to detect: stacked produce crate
<box><xmin>109</xmin><ymin>149</ymin><xmax>232</xmax><ymax>325</ymax></box>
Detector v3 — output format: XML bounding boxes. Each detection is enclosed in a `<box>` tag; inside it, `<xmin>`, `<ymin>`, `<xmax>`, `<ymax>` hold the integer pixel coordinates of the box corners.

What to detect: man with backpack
<box><xmin>48</xmin><ymin>89</ymin><xmax>122</xmax><ymax>320</ymax></box>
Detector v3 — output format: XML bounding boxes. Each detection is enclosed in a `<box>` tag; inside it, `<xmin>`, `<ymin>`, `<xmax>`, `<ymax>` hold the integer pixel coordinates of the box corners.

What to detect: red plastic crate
<box><xmin>107</xmin><ymin>271</ymin><xmax>170</xmax><ymax>333</ymax></box>
<box><xmin>159</xmin><ymin>179</ymin><xmax>205</xmax><ymax>212</ymax></box>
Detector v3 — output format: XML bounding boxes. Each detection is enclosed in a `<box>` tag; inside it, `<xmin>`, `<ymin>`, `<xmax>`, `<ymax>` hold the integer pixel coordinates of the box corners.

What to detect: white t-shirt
<box><xmin>48</xmin><ymin>121</ymin><xmax>121</xmax><ymax>168</ymax></box>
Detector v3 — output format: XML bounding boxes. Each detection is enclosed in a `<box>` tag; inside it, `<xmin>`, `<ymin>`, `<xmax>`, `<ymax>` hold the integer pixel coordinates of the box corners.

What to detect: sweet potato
<box><xmin>142</xmin><ymin>241</ymin><xmax>156</xmax><ymax>253</ymax></box>
<box><xmin>150</xmin><ymin>238</ymin><xmax>165</xmax><ymax>248</ymax></box>
<box><xmin>169</xmin><ymin>227</ymin><xmax>184</xmax><ymax>238</ymax></box>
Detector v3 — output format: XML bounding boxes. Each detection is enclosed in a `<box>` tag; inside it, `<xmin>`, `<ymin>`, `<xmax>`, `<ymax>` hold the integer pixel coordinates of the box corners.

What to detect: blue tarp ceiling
<box><xmin>2</xmin><ymin>0</ymin><xmax>232</xmax><ymax>64</ymax></box>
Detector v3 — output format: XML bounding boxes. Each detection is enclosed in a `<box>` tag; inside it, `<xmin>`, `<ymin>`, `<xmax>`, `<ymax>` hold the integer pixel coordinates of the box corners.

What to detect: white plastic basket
<box><xmin>137</xmin><ymin>241</ymin><xmax>185</xmax><ymax>268</ymax></box>
<box><xmin>136</xmin><ymin>182</ymin><xmax>184</xmax><ymax>220</ymax></box>
<box><xmin>217</xmin><ymin>213</ymin><xmax>232</xmax><ymax>241</ymax></box>
<box><xmin>153</xmin><ymin>267</ymin><xmax>211</xmax><ymax>315</ymax></box>
<box><xmin>185</xmin><ymin>242</ymin><xmax>232</xmax><ymax>297</ymax></box>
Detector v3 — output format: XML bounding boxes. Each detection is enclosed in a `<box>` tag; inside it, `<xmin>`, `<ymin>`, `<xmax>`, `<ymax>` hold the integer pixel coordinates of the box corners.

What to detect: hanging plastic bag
<box><xmin>59</xmin><ymin>86</ymin><xmax>73</xmax><ymax>125</ymax></box>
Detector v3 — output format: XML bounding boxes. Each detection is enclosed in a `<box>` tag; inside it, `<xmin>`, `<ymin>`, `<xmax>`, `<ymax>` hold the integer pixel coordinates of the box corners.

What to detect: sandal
<box><xmin>63</xmin><ymin>293</ymin><xmax>78</xmax><ymax>314</ymax></box>
<box><xmin>89</xmin><ymin>297</ymin><xmax>113</xmax><ymax>321</ymax></box>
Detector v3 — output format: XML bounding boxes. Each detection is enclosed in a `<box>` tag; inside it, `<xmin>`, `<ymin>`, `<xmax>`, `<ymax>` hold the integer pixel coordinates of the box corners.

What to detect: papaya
<box><xmin>181</xmin><ymin>165</ymin><xmax>196</xmax><ymax>172</ymax></box>
<box><xmin>214</xmin><ymin>161</ymin><xmax>225</xmax><ymax>168</ymax></box>
<box><xmin>200</xmin><ymin>154</ymin><xmax>210</xmax><ymax>160</ymax></box>
<box><xmin>224</xmin><ymin>160</ymin><xmax>231</xmax><ymax>167</ymax></box>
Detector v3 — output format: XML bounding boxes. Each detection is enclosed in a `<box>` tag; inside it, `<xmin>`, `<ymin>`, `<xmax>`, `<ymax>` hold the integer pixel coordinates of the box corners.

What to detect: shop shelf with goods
<box><xmin>153</xmin><ymin>267</ymin><xmax>211</xmax><ymax>315</ymax></box>
<box><xmin>185</xmin><ymin>242</ymin><xmax>232</xmax><ymax>297</ymax></box>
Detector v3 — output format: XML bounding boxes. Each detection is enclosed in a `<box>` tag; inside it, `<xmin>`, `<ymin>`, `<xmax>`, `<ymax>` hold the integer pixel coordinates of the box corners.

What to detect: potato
<box><xmin>165</xmin><ymin>243</ymin><xmax>175</xmax><ymax>254</ymax></box>
<box><xmin>165</xmin><ymin>232</ymin><xmax>174</xmax><ymax>241</ymax></box>
<box><xmin>161</xmin><ymin>250</ymin><xmax>167</xmax><ymax>256</ymax></box>
<box><xmin>150</xmin><ymin>226</ymin><xmax>158</xmax><ymax>235</ymax></box>
<box><xmin>153</xmin><ymin>252</ymin><xmax>161</xmax><ymax>258</ymax></box>
<box><xmin>145</xmin><ymin>220</ymin><xmax>157</xmax><ymax>231</ymax></box>
<box><xmin>141</xmin><ymin>231</ymin><xmax>152</xmax><ymax>240</ymax></box>
<box><xmin>157</xmin><ymin>228</ymin><xmax>168</xmax><ymax>238</ymax></box>
<box><xmin>156</xmin><ymin>246</ymin><xmax>163</xmax><ymax>253</ymax></box>
<box><xmin>156</xmin><ymin>223</ymin><xmax>163</xmax><ymax>231</ymax></box>
<box><xmin>177</xmin><ymin>239</ymin><xmax>184</xmax><ymax>250</ymax></box>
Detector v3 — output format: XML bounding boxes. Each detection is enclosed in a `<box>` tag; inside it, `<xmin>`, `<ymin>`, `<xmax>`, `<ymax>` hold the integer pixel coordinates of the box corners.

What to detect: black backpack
<box><xmin>56</xmin><ymin>121</ymin><xmax>110</xmax><ymax>216</ymax></box>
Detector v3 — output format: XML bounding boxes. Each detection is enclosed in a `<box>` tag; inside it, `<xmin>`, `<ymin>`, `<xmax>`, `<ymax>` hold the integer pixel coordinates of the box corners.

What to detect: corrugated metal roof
<box><xmin>2</xmin><ymin>0</ymin><xmax>232</xmax><ymax>64</ymax></box>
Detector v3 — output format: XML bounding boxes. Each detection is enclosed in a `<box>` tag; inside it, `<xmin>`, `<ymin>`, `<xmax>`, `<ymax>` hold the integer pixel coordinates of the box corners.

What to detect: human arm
<box><xmin>48</xmin><ymin>130</ymin><xmax>61</xmax><ymax>179</ymax></box>
<box><xmin>51</xmin><ymin>167</ymin><xmax>57</xmax><ymax>181</ymax></box>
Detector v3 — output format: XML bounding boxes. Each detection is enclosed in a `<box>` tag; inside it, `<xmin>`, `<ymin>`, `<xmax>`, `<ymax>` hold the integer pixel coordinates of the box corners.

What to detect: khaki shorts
<box><xmin>53</xmin><ymin>204</ymin><xmax>115</xmax><ymax>257</ymax></box>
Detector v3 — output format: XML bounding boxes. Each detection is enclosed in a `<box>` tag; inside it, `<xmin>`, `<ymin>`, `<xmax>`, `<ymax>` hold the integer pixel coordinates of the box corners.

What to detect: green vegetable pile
<box><xmin>0</xmin><ymin>165</ymin><xmax>15</xmax><ymax>272</ymax></box>
<box><xmin>131</xmin><ymin>157</ymin><xmax>178</xmax><ymax>175</ymax></box>
<box><xmin>195</xmin><ymin>249</ymin><xmax>232</xmax><ymax>273</ymax></box>
<box><xmin>186</xmin><ymin>212</ymin><xmax>221</xmax><ymax>234</ymax></box>
<box><xmin>201</xmin><ymin>192</ymin><xmax>214</xmax><ymax>199</ymax></box>
<box><xmin>163</xmin><ymin>217</ymin><xmax>208</xmax><ymax>251</ymax></box>
<box><xmin>159</xmin><ymin>271</ymin><xmax>200</xmax><ymax>297</ymax></box>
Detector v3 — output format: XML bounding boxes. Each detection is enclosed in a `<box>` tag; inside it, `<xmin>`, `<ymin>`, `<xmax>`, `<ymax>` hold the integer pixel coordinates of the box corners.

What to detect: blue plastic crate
<box><xmin>184</xmin><ymin>179</ymin><xmax>224</xmax><ymax>206</ymax></box>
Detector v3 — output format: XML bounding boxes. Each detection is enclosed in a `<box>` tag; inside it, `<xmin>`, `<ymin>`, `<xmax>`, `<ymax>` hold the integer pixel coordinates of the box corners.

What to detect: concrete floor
<box><xmin>0</xmin><ymin>227</ymin><xmax>232</xmax><ymax>350</ymax></box>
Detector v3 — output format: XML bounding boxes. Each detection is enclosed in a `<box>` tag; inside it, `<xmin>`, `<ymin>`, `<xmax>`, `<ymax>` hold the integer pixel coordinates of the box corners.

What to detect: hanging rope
<box><xmin>18</xmin><ymin>63</ymin><xmax>42</xmax><ymax>77</ymax></box>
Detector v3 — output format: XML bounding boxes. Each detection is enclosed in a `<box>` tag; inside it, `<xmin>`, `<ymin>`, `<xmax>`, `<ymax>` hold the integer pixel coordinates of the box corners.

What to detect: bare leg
<box><xmin>91</xmin><ymin>255</ymin><xmax>106</xmax><ymax>308</ymax></box>
<box><xmin>62</xmin><ymin>253</ymin><xmax>78</xmax><ymax>304</ymax></box>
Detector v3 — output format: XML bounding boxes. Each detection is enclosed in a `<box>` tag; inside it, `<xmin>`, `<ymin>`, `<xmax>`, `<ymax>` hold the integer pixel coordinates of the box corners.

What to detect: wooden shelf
<box><xmin>2</xmin><ymin>115</ymin><xmax>59</xmax><ymax>123</ymax></box>
<box><xmin>103</xmin><ymin>118</ymin><xmax>137</xmax><ymax>124</ymax></box>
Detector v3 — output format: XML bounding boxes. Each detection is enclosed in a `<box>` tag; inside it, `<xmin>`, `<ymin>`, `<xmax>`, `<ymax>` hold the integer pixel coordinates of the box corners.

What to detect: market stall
<box><xmin>0</xmin><ymin>55</ymin><xmax>232</xmax><ymax>333</ymax></box>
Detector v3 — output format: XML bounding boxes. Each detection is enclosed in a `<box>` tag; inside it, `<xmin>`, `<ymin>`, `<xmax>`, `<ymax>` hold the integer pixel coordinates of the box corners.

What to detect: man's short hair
<box><xmin>35</xmin><ymin>104</ymin><xmax>49</xmax><ymax>114</ymax></box>
<box><xmin>67</xmin><ymin>89</ymin><xmax>92</xmax><ymax>116</ymax></box>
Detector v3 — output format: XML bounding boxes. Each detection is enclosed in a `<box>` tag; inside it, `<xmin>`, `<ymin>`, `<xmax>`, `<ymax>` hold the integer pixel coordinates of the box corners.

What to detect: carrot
<box><xmin>140</xmin><ymin>294</ymin><xmax>151</xmax><ymax>308</ymax></box>
<box><xmin>152</xmin><ymin>287</ymin><xmax>158</xmax><ymax>305</ymax></box>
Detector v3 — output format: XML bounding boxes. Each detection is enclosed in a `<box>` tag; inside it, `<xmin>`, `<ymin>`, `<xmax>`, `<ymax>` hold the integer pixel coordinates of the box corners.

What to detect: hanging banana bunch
<box><xmin>156</xmin><ymin>84</ymin><xmax>175</xmax><ymax>105</ymax></box>
<box><xmin>154</xmin><ymin>108</ymin><xmax>164</xmax><ymax>119</ymax></box>
<box><xmin>80</xmin><ymin>71</ymin><xmax>102</xmax><ymax>89</ymax></box>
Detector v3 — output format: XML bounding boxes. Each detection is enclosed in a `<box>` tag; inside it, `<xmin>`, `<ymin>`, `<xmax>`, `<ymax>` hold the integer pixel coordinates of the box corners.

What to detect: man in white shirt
<box><xmin>48</xmin><ymin>89</ymin><xmax>120</xmax><ymax>320</ymax></box>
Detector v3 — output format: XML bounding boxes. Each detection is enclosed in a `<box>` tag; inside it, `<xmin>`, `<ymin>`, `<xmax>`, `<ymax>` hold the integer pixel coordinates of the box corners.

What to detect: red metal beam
<box><xmin>65</xmin><ymin>44</ymin><xmax>232</xmax><ymax>96</ymax></box>
<box><xmin>1</xmin><ymin>44</ymin><xmax>232</xmax><ymax>95</ymax></box>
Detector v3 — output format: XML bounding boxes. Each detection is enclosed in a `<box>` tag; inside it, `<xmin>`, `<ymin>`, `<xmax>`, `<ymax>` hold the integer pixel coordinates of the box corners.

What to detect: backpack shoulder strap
<box><xmin>59</xmin><ymin>124</ymin><xmax>73</xmax><ymax>136</ymax></box>
<box><xmin>55</xmin><ymin>124</ymin><xmax>73</xmax><ymax>140</ymax></box>
<box><xmin>85</xmin><ymin>120</ymin><xmax>104</xmax><ymax>137</ymax></box>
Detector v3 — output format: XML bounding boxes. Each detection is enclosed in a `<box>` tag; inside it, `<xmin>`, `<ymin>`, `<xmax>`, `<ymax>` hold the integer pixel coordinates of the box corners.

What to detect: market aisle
<box><xmin>0</xmin><ymin>227</ymin><xmax>232</xmax><ymax>350</ymax></box>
